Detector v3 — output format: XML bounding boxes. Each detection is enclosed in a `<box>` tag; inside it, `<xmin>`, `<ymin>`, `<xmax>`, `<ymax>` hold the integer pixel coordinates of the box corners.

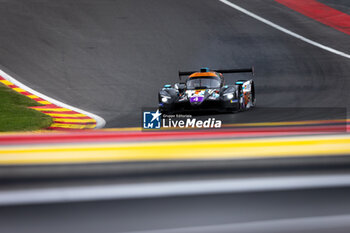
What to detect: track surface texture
<box><xmin>0</xmin><ymin>0</ymin><xmax>348</xmax><ymax>127</ymax></box>
<box><xmin>0</xmin><ymin>1</ymin><xmax>350</xmax><ymax>232</ymax></box>
<box><xmin>2</xmin><ymin>186</ymin><xmax>350</xmax><ymax>233</ymax></box>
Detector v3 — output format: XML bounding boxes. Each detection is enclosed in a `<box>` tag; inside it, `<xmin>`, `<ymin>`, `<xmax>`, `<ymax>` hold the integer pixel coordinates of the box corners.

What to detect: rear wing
<box><xmin>178</xmin><ymin>67</ymin><xmax>254</xmax><ymax>80</ymax></box>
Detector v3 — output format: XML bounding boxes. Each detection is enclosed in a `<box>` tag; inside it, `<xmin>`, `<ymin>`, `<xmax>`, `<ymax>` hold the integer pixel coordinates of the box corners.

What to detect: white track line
<box><xmin>1</xmin><ymin>174</ymin><xmax>350</xmax><ymax>206</ymax></box>
<box><xmin>219</xmin><ymin>0</ymin><xmax>350</xmax><ymax>59</ymax></box>
<box><xmin>0</xmin><ymin>69</ymin><xmax>106</xmax><ymax>129</ymax></box>
<box><xmin>117</xmin><ymin>214</ymin><xmax>350</xmax><ymax>233</ymax></box>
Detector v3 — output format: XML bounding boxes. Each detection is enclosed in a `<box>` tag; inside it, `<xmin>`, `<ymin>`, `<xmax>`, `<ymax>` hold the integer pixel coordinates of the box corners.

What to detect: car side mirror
<box><xmin>175</xmin><ymin>83</ymin><xmax>186</xmax><ymax>92</ymax></box>
<box><xmin>220</xmin><ymin>86</ymin><xmax>227</xmax><ymax>92</ymax></box>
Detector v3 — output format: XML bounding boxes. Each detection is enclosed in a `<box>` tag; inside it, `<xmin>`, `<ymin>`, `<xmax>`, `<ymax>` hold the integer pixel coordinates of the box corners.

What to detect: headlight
<box><xmin>208</xmin><ymin>92</ymin><xmax>220</xmax><ymax>100</ymax></box>
<box><xmin>225</xmin><ymin>93</ymin><xmax>234</xmax><ymax>100</ymax></box>
<box><xmin>161</xmin><ymin>95</ymin><xmax>171</xmax><ymax>103</ymax></box>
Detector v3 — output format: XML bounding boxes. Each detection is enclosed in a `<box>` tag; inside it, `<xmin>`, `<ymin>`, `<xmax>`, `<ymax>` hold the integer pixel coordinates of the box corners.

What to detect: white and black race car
<box><xmin>158</xmin><ymin>67</ymin><xmax>255</xmax><ymax>114</ymax></box>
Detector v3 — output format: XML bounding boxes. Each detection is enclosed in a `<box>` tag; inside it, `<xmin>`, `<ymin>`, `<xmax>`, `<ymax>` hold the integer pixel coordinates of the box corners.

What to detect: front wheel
<box><xmin>159</xmin><ymin>107</ymin><xmax>171</xmax><ymax>115</ymax></box>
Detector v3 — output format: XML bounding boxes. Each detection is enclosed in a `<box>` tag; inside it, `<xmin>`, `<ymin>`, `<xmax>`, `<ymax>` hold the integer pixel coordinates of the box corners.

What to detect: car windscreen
<box><xmin>186</xmin><ymin>76</ymin><xmax>221</xmax><ymax>89</ymax></box>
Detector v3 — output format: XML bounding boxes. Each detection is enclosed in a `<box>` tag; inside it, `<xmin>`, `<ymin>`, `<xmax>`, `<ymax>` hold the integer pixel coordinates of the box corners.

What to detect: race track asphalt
<box><xmin>2</xmin><ymin>186</ymin><xmax>350</xmax><ymax>233</ymax></box>
<box><xmin>0</xmin><ymin>1</ymin><xmax>350</xmax><ymax>232</ymax></box>
<box><xmin>0</xmin><ymin>0</ymin><xmax>348</xmax><ymax>127</ymax></box>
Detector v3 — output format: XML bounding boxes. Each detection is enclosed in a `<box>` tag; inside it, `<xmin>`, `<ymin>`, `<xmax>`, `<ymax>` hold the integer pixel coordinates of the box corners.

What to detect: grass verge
<box><xmin>0</xmin><ymin>83</ymin><xmax>52</xmax><ymax>131</ymax></box>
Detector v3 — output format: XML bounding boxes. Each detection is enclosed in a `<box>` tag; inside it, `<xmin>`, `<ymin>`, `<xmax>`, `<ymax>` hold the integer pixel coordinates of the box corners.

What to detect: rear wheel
<box><xmin>250</xmin><ymin>81</ymin><xmax>256</xmax><ymax>108</ymax></box>
<box><xmin>238</xmin><ymin>88</ymin><xmax>246</xmax><ymax>111</ymax></box>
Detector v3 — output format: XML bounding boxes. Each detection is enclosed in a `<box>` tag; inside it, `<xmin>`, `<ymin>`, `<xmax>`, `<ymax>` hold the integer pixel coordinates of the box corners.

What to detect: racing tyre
<box><xmin>251</xmin><ymin>81</ymin><xmax>256</xmax><ymax>108</ymax></box>
<box><xmin>238</xmin><ymin>88</ymin><xmax>246</xmax><ymax>111</ymax></box>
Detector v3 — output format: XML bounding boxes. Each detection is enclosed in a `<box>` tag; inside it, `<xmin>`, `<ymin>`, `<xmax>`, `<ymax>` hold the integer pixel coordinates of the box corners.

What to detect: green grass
<box><xmin>0</xmin><ymin>83</ymin><xmax>52</xmax><ymax>131</ymax></box>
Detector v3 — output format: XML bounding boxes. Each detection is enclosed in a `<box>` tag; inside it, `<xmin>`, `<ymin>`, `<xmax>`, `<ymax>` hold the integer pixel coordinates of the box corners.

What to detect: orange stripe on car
<box><xmin>189</xmin><ymin>72</ymin><xmax>218</xmax><ymax>78</ymax></box>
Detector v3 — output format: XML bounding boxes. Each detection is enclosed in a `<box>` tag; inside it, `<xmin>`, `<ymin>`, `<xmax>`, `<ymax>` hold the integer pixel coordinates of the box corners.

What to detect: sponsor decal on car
<box><xmin>190</xmin><ymin>96</ymin><xmax>204</xmax><ymax>103</ymax></box>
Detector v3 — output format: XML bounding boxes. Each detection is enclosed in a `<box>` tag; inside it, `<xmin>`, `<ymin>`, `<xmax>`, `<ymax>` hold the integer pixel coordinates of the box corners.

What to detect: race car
<box><xmin>158</xmin><ymin>67</ymin><xmax>255</xmax><ymax>113</ymax></box>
